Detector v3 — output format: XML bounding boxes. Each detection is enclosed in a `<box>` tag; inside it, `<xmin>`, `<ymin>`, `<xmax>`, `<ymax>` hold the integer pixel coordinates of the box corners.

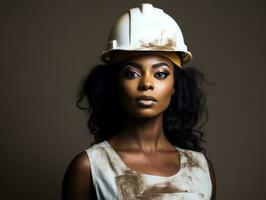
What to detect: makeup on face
<box><xmin>122</xmin><ymin>61</ymin><xmax>171</xmax><ymax>80</ymax></box>
<box><xmin>118</xmin><ymin>55</ymin><xmax>175</xmax><ymax>118</ymax></box>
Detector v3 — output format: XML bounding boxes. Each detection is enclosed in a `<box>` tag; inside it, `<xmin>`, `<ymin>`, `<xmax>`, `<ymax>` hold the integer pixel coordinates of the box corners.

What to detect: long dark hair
<box><xmin>76</xmin><ymin>63</ymin><xmax>214</xmax><ymax>155</ymax></box>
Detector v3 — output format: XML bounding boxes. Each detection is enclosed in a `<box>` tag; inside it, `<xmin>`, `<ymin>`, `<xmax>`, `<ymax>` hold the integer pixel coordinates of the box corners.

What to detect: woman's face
<box><xmin>118</xmin><ymin>54</ymin><xmax>178</xmax><ymax>118</ymax></box>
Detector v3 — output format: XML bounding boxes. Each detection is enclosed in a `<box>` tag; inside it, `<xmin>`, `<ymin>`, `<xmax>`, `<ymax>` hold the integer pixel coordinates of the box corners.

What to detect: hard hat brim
<box><xmin>101</xmin><ymin>49</ymin><xmax>192</xmax><ymax>66</ymax></box>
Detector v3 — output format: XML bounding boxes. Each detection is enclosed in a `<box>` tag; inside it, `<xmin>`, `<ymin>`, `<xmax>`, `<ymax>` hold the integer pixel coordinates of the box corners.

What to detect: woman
<box><xmin>62</xmin><ymin>3</ymin><xmax>216</xmax><ymax>200</ymax></box>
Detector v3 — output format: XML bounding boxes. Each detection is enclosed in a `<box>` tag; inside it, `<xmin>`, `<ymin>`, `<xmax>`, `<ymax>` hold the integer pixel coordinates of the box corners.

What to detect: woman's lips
<box><xmin>136</xmin><ymin>100</ymin><xmax>156</xmax><ymax>106</ymax></box>
<box><xmin>136</xmin><ymin>100</ymin><xmax>156</xmax><ymax>107</ymax></box>
<box><xmin>135</xmin><ymin>95</ymin><xmax>157</xmax><ymax>102</ymax></box>
<box><xmin>135</xmin><ymin>95</ymin><xmax>157</xmax><ymax>107</ymax></box>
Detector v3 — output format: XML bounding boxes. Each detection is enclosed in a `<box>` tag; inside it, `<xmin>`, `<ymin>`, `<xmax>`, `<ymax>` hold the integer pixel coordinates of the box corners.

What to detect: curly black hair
<box><xmin>76</xmin><ymin>63</ymin><xmax>213</xmax><ymax>155</ymax></box>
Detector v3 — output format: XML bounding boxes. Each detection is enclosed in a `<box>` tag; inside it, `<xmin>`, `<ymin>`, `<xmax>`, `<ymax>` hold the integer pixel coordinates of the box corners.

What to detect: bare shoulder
<box><xmin>62</xmin><ymin>151</ymin><xmax>95</xmax><ymax>200</ymax></box>
<box><xmin>205</xmin><ymin>156</ymin><xmax>217</xmax><ymax>200</ymax></box>
<box><xmin>66</xmin><ymin>151</ymin><xmax>91</xmax><ymax>174</ymax></box>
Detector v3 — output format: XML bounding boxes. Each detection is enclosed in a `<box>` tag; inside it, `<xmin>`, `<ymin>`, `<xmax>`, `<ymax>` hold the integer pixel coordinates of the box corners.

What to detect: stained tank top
<box><xmin>85</xmin><ymin>140</ymin><xmax>213</xmax><ymax>200</ymax></box>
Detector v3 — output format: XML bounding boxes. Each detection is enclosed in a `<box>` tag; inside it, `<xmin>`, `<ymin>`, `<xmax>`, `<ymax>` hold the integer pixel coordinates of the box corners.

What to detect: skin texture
<box><xmin>118</xmin><ymin>55</ymin><xmax>176</xmax><ymax>119</ymax></box>
<box><xmin>61</xmin><ymin>55</ymin><xmax>216</xmax><ymax>200</ymax></box>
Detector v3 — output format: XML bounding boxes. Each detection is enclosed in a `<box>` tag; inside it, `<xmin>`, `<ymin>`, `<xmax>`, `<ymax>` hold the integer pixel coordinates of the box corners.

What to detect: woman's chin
<box><xmin>128</xmin><ymin>109</ymin><xmax>164</xmax><ymax>119</ymax></box>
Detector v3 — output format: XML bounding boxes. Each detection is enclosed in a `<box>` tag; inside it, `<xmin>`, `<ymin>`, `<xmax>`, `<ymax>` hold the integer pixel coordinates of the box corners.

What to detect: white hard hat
<box><xmin>101</xmin><ymin>3</ymin><xmax>192</xmax><ymax>66</ymax></box>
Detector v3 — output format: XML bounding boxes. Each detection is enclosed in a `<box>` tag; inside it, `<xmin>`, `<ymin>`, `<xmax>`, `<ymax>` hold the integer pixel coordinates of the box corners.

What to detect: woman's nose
<box><xmin>138</xmin><ymin>76</ymin><xmax>154</xmax><ymax>91</ymax></box>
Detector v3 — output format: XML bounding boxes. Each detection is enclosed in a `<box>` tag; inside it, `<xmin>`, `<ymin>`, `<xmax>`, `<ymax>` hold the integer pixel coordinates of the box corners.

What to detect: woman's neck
<box><xmin>113</xmin><ymin>113</ymin><xmax>172</xmax><ymax>152</ymax></box>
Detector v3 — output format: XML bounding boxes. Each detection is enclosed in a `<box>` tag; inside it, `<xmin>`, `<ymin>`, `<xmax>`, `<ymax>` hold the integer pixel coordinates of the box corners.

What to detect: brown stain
<box><xmin>180</xmin><ymin>171</ymin><xmax>193</xmax><ymax>183</ymax></box>
<box><xmin>137</xmin><ymin>183</ymin><xmax>187</xmax><ymax>200</ymax></box>
<box><xmin>138</xmin><ymin>38</ymin><xmax>176</xmax><ymax>51</ymax></box>
<box><xmin>199</xmin><ymin>192</ymin><xmax>205</xmax><ymax>198</ymax></box>
<box><xmin>182</xmin><ymin>151</ymin><xmax>205</xmax><ymax>171</ymax></box>
<box><xmin>187</xmin><ymin>175</ymin><xmax>192</xmax><ymax>181</ymax></box>
<box><xmin>116</xmin><ymin>170</ymin><xmax>189</xmax><ymax>200</ymax></box>
<box><xmin>141</xmin><ymin>182</ymin><xmax>187</xmax><ymax>195</ymax></box>
<box><xmin>115</xmin><ymin>170</ymin><xmax>145</xmax><ymax>199</ymax></box>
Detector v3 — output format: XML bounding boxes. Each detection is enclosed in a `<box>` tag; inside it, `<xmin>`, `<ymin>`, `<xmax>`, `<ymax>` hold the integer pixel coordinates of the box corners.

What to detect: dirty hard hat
<box><xmin>101</xmin><ymin>3</ymin><xmax>192</xmax><ymax>67</ymax></box>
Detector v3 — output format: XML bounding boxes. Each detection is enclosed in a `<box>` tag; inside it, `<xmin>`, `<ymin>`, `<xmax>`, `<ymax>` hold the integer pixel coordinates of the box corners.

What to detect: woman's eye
<box><xmin>155</xmin><ymin>71</ymin><xmax>169</xmax><ymax>79</ymax></box>
<box><xmin>124</xmin><ymin>70</ymin><xmax>170</xmax><ymax>79</ymax></box>
<box><xmin>124</xmin><ymin>71</ymin><xmax>139</xmax><ymax>79</ymax></box>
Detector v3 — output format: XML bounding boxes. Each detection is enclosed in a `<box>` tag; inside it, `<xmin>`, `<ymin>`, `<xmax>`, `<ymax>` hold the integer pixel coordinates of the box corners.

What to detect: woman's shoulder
<box><xmin>62</xmin><ymin>151</ymin><xmax>94</xmax><ymax>199</ymax></box>
<box><xmin>67</xmin><ymin>151</ymin><xmax>91</xmax><ymax>172</ymax></box>
<box><xmin>63</xmin><ymin>151</ymin><xmax>91</xmax><ymax>187</ymax></box>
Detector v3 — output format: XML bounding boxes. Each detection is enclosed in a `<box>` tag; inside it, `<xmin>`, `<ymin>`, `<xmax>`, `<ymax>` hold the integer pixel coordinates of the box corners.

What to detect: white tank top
<box><xmin>85</xmin><ymin>140</ymin><xmax>212</xmax><ymax>200</ymax></box>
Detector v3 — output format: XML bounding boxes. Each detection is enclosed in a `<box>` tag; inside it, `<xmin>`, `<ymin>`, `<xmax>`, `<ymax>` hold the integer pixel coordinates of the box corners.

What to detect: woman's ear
<box><xmin>172</xmin><ymin>88</ymin><xmax>175</xmax><ymax>95</ymax></box>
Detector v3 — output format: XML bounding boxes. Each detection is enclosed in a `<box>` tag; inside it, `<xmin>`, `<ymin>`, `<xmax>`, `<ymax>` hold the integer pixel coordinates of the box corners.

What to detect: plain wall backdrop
<box><xmin>1</xmin><ymin>0</ymin><xmax>265</xmax><ymax>199</ymax></box>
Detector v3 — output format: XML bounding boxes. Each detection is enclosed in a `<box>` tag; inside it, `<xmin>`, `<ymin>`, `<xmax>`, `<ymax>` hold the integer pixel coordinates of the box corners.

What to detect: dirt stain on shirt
<box><xmin>182</xmin><ymin>151</ymin><xmax>205</xmax><ymax>172</ymax></box>
<box><xmin>142</xmin><ymin>182</ymin><xmax>187</xmax><ymax>195</ymax></box>
<box><xmin>116</xmin><ymin>170</ymin><xmax>187</xmax><ymax>200</ymax></box>
<box><xmin>115</xmin><ymin>170</ymin><xmax>145</xmax><ymax>199</ymax></box>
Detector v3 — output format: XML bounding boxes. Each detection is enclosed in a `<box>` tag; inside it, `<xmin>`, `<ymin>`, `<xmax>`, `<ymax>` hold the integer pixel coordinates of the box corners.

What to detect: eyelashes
<box><xmin>124</xmin><ymin>70</ymin><xmax>170</xmax><ymax>80</ymax></box>
<box><xmin>155</xmin><ymin>71</ymin><xmax>170</xmax><ymax>79</ymax></box>
<box><xmin>124</xmin><ymin>71</ymin><xmax>138</xmax><ymax>79</ymax></box>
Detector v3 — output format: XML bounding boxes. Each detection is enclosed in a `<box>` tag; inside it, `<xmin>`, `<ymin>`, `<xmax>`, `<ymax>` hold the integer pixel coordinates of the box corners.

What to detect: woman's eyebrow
<box><xmin>152</xmin><ymin>62</ymin><xmax>170</xmax><ymax>68</ymax></box>
<box><xmin>124</xmin><ymin>62</ymin><xmax>170</xmax><ymax>69</ymax></box>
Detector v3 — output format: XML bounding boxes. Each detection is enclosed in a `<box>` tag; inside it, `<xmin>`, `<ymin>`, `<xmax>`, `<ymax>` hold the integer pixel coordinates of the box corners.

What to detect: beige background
<box><xmin>1</xmin><ymin>0</ymin><xmax>265</xmax><ymax>199</ymax></box>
